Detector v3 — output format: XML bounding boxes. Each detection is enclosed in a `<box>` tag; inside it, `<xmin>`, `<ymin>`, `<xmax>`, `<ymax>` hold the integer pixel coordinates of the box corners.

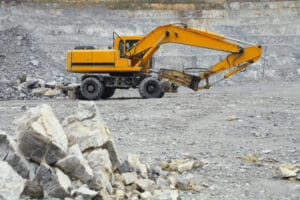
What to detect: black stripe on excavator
<box><xmin>189</xmin><ymin>76</ymin><xmax>201</xmax><ymax>91</ymax></box>
<box><xmin>71</xmin><ymin>63</ymin><xmax>115</xmax><ymax>66</ymax></box>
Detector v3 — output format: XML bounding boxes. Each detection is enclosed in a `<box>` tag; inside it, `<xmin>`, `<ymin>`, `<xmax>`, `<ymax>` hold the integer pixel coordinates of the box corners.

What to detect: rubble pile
<box><xmin>0</xmin><ymin>102</ymin><xmax>203</xmax><ymax>199</ymax></box>
<box><xmin>0</xmin><ymin>76</ymin><xmax>80</xmax><ymax>100</ymax></box>
<box><xmin>0</xmin><ymin>25</ymin><xmax>67</xmax><ymax>100</ymax></box>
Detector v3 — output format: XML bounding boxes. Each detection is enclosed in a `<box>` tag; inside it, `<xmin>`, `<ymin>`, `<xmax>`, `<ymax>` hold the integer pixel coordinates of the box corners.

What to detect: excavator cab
<box><xmin>113</xmin><ymin>33</ymin><xmax>142</xmax><ymax>58</ymax></box>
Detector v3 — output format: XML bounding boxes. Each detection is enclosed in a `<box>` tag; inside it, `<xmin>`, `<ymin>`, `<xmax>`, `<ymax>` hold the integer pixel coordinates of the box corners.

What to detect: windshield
<box><xmin>125</xmin><ymin>40</ymin><xmax>139</xmax><ymax>51</ymax></box>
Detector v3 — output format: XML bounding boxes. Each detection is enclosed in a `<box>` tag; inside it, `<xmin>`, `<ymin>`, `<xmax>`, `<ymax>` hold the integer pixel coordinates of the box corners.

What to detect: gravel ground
<box><xmin>0</xmin><ymin>81</ymin><xmax>299</xmax><ymax>199</ymax></box>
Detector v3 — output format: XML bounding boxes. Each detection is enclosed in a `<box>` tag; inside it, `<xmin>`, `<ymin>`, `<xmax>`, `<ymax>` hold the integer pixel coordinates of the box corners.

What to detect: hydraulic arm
<box><xmin>126</xmin><ymin>24</ymin><xmax>262</xmax><ymax>90</ymax></box>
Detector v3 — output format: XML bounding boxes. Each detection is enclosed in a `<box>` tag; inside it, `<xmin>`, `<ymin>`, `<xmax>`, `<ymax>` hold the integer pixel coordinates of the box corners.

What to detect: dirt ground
<box><xmin>0</xmin><ymin>81</ymin><xmax>299</xmax><ymax>199</ymax></box>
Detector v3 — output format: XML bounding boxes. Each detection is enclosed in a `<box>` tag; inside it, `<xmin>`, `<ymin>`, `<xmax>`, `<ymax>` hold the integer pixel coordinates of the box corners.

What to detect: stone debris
<box><xmin>123</xmin><ymin>172</ymin><xmax>138</xmax><ymax>185</ymax></box>
<box><xmin>16</xmin><ymin>104</ymin><xmax>68</xmax><ymax>164</ymax></box>
<box><xmin>102</xmin><ymin>140</ymin><xmax>121</xmax><ymax>171</ymax></box>
<box><xmin>136</xmin><ymin>179</ymin><xmax>155</xmax><ymax>192</ymax></box>
<box><xmin>0</xmin><ymin>131</ymin><xmax>36</xmax><ymax>179</ymax></box>
<box><xmin>160</xmin><ymin>159</ymin><xmax>203</xmax><ymax>173</ymax></box>
<box><xmin>226</xmin><ymin>115</ymin><xmax>239</xmax><ymax>121</ymax></box>
<box><xmin>152</xmin><ymin>189</ymin><xmax>179</xmax><ymax>200</ymax></box>
<box><xmin>71</xmin><ymin>184</ymin><xmax>98</xmax><ymax>199</ymax></box>
<box><xmin>62</xmin><ymin>101</ymin><xmax>111</xmax><ymax>152</ymax></box>
<box><xmin>276</xmin><ymin>163</ymin><xmax>300</xmax><ymax>180</ymax></box>
<box><xmin>124</xmin><ymin>153</ymin><xmax>148</xmax><ymax>178</ymax></box>
<box><xmin>35</xmin><ymin>163</ymin><xmax>72</xmax><ymax>198</ymax></box>
<box><xmin>5</xmin><ymin>140</ymin><xmax>36</xmax><ymax>179</ymax></box>
<box><xmin>56</xmin><ymin>152</ymin><xmax>94</xmax><ymax>184</ymax></box>
<box><xmin>139</xmin><ymin>191</ymin><xmax>152</xmax><ymax>199</ymax></box>
<box><xmin>86</xmin><ymin>148</ymin><xmax>113</xmax><ymax>193</ymax></box>
<box><xmin>21</xmin><ymin>180</ymin><xmax>44</xmax><ymax>199</ymax></box>
<box><xmin>0</xmin><ymin>102</ymin><xmax>208</xmax><ymax>199</ymax></box>
<box><xmin>236</xmin><ymin>153</ymin><xmax>260</xmax><ymax>163</ymax></box>
<box><xmin>175</xmin><ymin>174</ymin><xmax>202</xmax><ymax>192</ymax></box>
<box><xmin>0</xmin><ymin>161</ymin><xmax>26</xmax><ymax>200</ymax></box>
<box><xmin>0</xmin><ymin>131</ymin><xmax>9</xmax><ymax>160</ymax></box>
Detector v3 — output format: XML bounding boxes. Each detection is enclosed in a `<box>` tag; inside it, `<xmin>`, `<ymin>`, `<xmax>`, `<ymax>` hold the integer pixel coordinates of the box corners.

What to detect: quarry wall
<box><xmin>0</xmin><ymin>1</ymin><xmax>299</xmax><ymax>83</ymax></box>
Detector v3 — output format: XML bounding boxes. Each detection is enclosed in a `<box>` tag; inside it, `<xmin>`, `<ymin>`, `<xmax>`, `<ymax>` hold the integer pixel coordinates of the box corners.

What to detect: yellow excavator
<box><xmin>66</xmin><ymin>23</ymin><xmax>262</xmax><ymax>100</ymax></box>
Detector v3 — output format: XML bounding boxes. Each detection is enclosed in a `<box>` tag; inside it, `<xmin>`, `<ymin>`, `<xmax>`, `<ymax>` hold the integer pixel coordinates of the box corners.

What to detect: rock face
<box><xmin>0</xmin><ymin>131</ymin><xmax>36</xmax><ymax>179</ymax></box>
<box><xmin>35</xmin><ymin>163</ymin><xmax>72</xmax><ymax>198</ymax></box>
<box><xmin>0</xmin><ymin>161</ymin><xmax>26</xmax><ymax>200</ymax></box>
<box><xmin>56</xmin><ymin>145</ymin><xmax>94</xmax><ymax>184</ymax></box>
<box><xmin>0</xmin><ymin>131</ymin><xmax>9</xmax><ymax>160</ymax></box>
<box><xmin>16</xmin><ymin>104</ymin><xmax>68</xmax><ymax>164</ymax></box>
<box><xmin>86</xmin><ymin>148</ymin><xmax>113</xmax><ymax>193</ymax></box>
<box><xmin>62</xmin><ymin>102</ymin><xmax>111</xmax><ymax>152</ymax></box>
<box><xmin>21</xmin><ymin>180</ymin><xmax>44</xmax><ymax>199</ymax></box>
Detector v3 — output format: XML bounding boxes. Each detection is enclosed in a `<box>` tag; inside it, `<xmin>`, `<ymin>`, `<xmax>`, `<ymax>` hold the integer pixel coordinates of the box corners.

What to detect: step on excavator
<box><xmin>66</xmin><ymin>23</ymin><xmax>262</xmax><ymax>100</ymax></box>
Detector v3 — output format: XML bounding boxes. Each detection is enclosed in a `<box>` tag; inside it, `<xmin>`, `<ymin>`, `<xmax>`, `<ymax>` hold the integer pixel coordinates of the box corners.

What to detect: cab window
<box><xmin>125</xmin><ymin>40</ymin><xmax>139</xmax><ymax>51</ymax></box>
<box><xmin>118</xmin><ymin>40</ymin><xmax>125</xmax><ymax>57</ymax></box>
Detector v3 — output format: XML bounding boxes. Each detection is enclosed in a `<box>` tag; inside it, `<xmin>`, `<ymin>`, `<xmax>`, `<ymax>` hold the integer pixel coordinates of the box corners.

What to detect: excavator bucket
<box><xmin>158</xmin><ymin>69</ymin><xmax>201</xmax><ymax>91</ymax></box>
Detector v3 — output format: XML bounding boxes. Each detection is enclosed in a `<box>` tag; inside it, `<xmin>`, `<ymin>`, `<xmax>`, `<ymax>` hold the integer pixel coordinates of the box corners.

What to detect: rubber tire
<box><xmin>101</xmin><ymin>87</ymin><xmax>115</xmax><ymax>99</ymax></box>
<box><xmin>139</xmin><ymin>77</ymin><xmax>164</xmax><ymax>99</ymax></box>
<box><xmin>80</xmin><ymin>77</ymin><xmax>103</xmax><ymax>100</ymax></box>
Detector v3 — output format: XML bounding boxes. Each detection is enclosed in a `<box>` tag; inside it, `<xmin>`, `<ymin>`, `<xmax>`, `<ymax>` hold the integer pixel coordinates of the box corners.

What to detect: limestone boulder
<box><xmin>15</xmin><ymin>104</ymin><xmax>68</xmax><ymax>164</ymax></box>
<box><xmin>21</xmin><ymin>180</ymin><xmax>44</xmax><ymax>199</ymax></box>
<box><xmin>56</xmin><ymin>145</ymin><xmax>94</xmax><ymax>184</ymax></box>
<box><xmin>0</xmin><ymin>130</ymin><xmax>36</xmax><ymax>179</ymax></box>
<box><xmin>135</xmin><ymin>179</ymin><xmax>155</xmax><ymax>192</ymax></box>
<box><xmin>71</xmin><ymin>184</ymin><xmax>98</xmax><ymax>200</ymax></box>
<box><xmin>0</xmin><ymin>161</ymin><xmax>26</xmax><ymax>200</ymax></box>
<box><xmin>35</xmin><ymin>163</ymin><xmax>72</xmax><ymax>198</ymax></box>
<box><xmin>123</xmin><ymin>172</ymin><xmax>138</xmax><ymax>185</ymax></box>
<box><xmin>86</xmin><ymin>148</ymin><xmax>113</xmax><ymax>193</ymax></box>
<box><xmin>62</xmin><ymin>102</ymin><xmax>111</xmax><ymax>152</ymax></box>
<box><xmin>5</xmin><ymin>140</ymin><xmax>36</xmax><ymax>179</ymax></box>
<box><xmin>102</xmin><ymin>140</ymin><xmax>121</xmax><ymax>171</ymax></box>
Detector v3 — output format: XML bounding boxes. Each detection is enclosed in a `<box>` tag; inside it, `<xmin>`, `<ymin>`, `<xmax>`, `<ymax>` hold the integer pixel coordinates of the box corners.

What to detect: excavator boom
<box><xmin>125</xmin><ymin>24</ymin><xmax>262</xmax><ymax>90</ymax></box>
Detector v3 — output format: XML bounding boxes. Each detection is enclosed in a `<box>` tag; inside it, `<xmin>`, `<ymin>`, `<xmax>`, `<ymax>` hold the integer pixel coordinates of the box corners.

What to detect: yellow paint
<box><xmin>66</xmin><ymin>24</ymin><xmax>262</xmax><ymax>89</ymax></box>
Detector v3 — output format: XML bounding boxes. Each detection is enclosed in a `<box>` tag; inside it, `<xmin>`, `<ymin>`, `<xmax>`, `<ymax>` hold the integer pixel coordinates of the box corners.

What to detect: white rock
<box><xmin>139</xmin><ymin>191</ymin><xmax>152</xmax><ymax>199</ymax></box>
<box><xmin>277</xmin><ymin>163</ymin><xmax>300</xmax><ymax>178</ymax></box>
<box><xmin>5</xmin><ymin>140</ymin><xmax>36</xmax><ymax>179</ymax></box>
<box><xmin>16</xmin><ymin>104</ymin><xmax>68</xmax><ymax>164</ymax></box>
<box><xmin>126</xmin><ymin>154</ymin><xmax>148</xmax><ymax>178</ymax></box>
<box><xmin>35</xmin><ymin>163</ymin><xmax>72</xmax><ymax>198</ymax></box>
<box><xmin>102</xmin><ymin>140</ymin><xmax>121</xmax><ymax>171</ymax></box>
<box><xmin>32</xmin><ymin>88</ymin><xmax>48</xmax><ymax>95</ymax></box>
<box><xmin>177</xmin><ymin>161</ymin><xmax>194</xmax><ymax>173</ymax></box>
<box><xmin>0</xmin><ymin>161</ymin><xmax>26</xmax><ymax>200</ymax></box>
<box><xmin>0</xmin><ymin>131</ymin><xmax>36</xmax><ymax>179</ymax></box>
<box><xmin>71</xmin><ymin>184</ymin><xmax>98</xmax><ymax>199</ymax></box>
<box><xmin>152</xmin><ymin>189</ymin><xmax>179</xmax><ymax>200</ymax></box>
<box><xmin>86</xmin><ymin>149</ymin><xmax>113</xmax><ymax>193</ymax></box>
<box><xmin>62</xmin><ymin>102</ymin><xmax>111</xmax><ymax>152</ymax></box>
<box><xmin>115</xmin><ymin>189</ymin><xmax>125</xmax><ymax>200</ymax></box>
<box><xmin>56</xmin><ymin>154</ymin><xmax>94</xmax><ymax>184</ymax></box>
<box><xmin>135</xmin><ymin>179</ymin><xmax>155</xmax><ymax>192</ymax></box>
<box><xmin>123</xmin><ymin>172</ymin><xmax>138</xmax><ymax>185</ymax></box>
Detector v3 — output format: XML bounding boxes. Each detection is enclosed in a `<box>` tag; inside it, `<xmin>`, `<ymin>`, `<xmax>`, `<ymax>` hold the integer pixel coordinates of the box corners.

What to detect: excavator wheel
<box><xmin>139</xmin><ymin>77</ymin><xmax>164</xmax><ymax>99</ymax></box>
<box><xmin>80</xmin><ymin>77</ymin><xmax>103</xmax><ymax>100</ymax></box>
<box><xmin>100</xmin><ymin>87</ymin><xmax>115</xmax><ymax>99</ymax></box>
